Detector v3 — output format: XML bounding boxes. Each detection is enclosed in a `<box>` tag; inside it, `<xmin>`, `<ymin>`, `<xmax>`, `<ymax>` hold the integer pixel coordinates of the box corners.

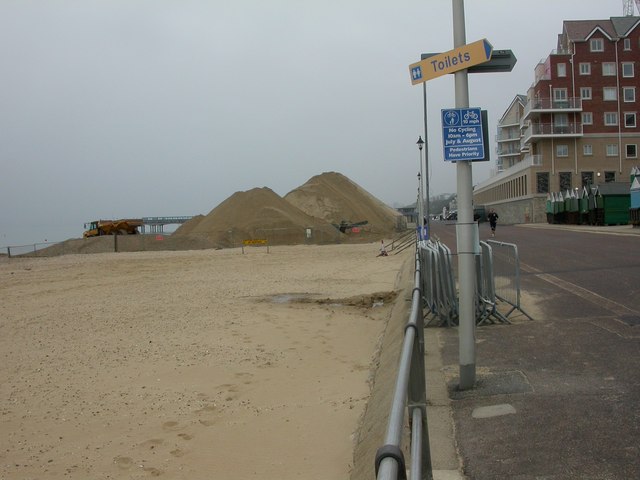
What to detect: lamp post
<box><xmin>416</xmin><ymin>172</ymin><xmax>423</xmax><ymax>239</ymax></box>
<box><xmin>417</xmin><ymin>136</ymin><xmax>426</xmax><ymax>239</ymax></box>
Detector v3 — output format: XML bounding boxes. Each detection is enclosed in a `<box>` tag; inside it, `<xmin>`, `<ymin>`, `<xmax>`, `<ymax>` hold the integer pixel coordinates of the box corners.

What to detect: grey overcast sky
<box><xmin>0</xmin><ymin>0</ymin><xmax>628</xmax><ymax>245</ymax></box>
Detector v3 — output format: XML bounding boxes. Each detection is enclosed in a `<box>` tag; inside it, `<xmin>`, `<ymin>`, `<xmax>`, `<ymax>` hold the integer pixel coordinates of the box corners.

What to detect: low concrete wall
<box><xmin>485</xmin><ymin>196</ymin><xmax>547</xmax><ymax>225</ymax></box>
<box><xmin>350</xmin><ymin>254</ymin><xmax>414</xmax><ymax>479</ymax></box>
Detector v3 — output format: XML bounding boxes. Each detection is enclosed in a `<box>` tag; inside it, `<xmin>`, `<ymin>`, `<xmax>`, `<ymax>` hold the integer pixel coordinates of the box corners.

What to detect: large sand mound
<box><xmin>174</xmin><ymin>187</ymin><xmax>342</xmax><ymax>247</ymax></box>
<box><xmin>29</xmin><ymin>172</ymin><xmax>405</xmax><ymax>256</ymax></box>
<box><xmin>284</xmin><ymin>172</ymin><xmax>405</xmax><ymax>234</ymax></box>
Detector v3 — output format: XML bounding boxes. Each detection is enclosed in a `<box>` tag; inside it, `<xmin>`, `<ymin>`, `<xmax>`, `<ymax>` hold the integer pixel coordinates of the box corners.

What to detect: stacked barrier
<box><xmin>419</xmin><ymin>238</ymin><xmax>529</xmax><ymax>325</ymax></box>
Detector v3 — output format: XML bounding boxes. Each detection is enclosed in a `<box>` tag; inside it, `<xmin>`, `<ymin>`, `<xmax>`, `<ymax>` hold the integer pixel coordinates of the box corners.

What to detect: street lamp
<box><xmin>417</xmin><ymin>136</ymin><xmax>426</xmax><ymax>239</ymax></box>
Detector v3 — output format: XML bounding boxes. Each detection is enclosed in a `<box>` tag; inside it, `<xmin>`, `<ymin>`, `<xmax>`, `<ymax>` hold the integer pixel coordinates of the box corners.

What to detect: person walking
<box><xmin>488</xmin><ymin>209</ymin><xmax>499</xmax><ymax>237</ymax></box>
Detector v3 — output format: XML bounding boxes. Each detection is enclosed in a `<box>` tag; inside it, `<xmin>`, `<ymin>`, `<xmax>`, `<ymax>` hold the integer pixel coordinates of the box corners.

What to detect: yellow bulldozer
<box><xmin>83</xmin><ymin>219</ymin><xmax>143</xmax><ymax>238</ymax></box>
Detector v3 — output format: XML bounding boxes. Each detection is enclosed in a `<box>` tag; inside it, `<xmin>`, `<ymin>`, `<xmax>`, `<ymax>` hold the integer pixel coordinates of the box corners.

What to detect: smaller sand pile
<box><xmin>174</xmin><ymin>187</ymin><xmax>342</xmax><ymax>247</ymax></box>
<box><xmin>284</xmin><ymin>172</ymin><xmax>405</xmax><ymax>235</ymax></box>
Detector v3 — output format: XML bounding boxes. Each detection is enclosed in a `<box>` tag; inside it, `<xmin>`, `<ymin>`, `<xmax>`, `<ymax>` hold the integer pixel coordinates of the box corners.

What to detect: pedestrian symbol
<box><xmin>444</xmin><ymin>110</ymin><xmax>459</xmax><ymax>125</ymax></box>
<box><xmin>411</xmin><ymin>66</ymin><xmax>423</xmax><ymax>81</ymax></box>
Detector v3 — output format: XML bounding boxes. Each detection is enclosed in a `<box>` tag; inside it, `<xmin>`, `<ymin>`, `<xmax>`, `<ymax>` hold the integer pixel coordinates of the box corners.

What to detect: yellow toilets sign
<box><xmin>409</xmin><ymin>39</ymin><xmax>493</xmax><ymax>85</ymax></box>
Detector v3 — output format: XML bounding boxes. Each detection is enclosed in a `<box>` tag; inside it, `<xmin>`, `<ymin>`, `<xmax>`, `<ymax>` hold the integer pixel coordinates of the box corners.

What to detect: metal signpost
<box><xmin>407</xmin><ymin>0</ymin><xmax>513</xmax><ymax>390</ymax></box>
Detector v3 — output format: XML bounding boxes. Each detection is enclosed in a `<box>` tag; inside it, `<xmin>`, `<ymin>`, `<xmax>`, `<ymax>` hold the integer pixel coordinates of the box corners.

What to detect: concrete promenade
<box><xmin>426</xmin><ymin>222</ymin><xmax>640</xmax><ymax>479</ymax></box>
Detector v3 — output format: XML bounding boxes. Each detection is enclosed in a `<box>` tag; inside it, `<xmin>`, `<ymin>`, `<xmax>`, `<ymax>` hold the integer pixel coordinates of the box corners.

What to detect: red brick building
<box><xmin>474</xmin><ymin>16</ymin><xmax>640</xmax><ymax>223</ymax></box>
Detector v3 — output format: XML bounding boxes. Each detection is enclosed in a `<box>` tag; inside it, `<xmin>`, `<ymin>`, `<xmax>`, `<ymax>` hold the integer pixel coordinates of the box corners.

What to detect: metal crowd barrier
<box><xmin>486</xmin><ymin>240</ymin><xmax>532</xmax><ymax>320</ymax></box>
<box><xmin>476</xmin><ymin>242</ymin><xmax>509</xmax><ymax>325</ymax></box>
<box><xmin>375</xmin><ymin>249</ymin><xmax>432</xmax><ymax>480</ymax></box>
<box><xmin>420</xmin><ymin>240</ymin><xmax>458</xmax><ymax>327</ymax></box>
<box><xmin>420</xmin><ymin>238</ymin><xmax>530</xmax><ymax>326</ymax></box>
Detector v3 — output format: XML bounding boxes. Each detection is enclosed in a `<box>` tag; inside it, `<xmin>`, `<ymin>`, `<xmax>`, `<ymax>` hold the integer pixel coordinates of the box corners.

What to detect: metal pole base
<box><xmin>459</xmin><ymin>363</ymin><xmax>476</xmax><ymax>390</ymax></box>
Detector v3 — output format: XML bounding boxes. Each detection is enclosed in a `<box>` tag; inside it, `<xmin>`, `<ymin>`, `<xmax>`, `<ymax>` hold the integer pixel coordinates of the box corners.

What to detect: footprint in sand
<box><xmin>170</xmin><ymin>449</ymin><xmax>185</xmax><ymax>457</ymax></box>
<box><xmin>162</xmin><ymin>421</ymin><xmax>181</xmax><ymax>431</ymax></box>
<box><xmin>113</xmin><ymin>456</ymin><xmax>134</xmax><ymax>469</ymax></box>
<box><xmin>177</xmin><ymin>433</ymin><xmax>193</xmax><ymax>441</ymax></box>
<box><xmin>142</xmin><ymin>466</ymin><xmax>163</xmax><ymax>476</ymax></box>
<box><xmin>140</xmin><ymin>438</ymin><xmax>164</xmax><ymax>449</ymax></box>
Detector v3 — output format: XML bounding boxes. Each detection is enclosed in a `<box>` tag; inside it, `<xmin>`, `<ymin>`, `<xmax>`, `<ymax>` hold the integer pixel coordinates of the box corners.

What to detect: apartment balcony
<box><xmin>522</xmin><ymin>154</ymin><xmax>543</xmax><ymax>167</ymax></box>
<box><xmin>522</xmin><ymin>97</ymin><xmax>582</xmax><ymax>122</ymax></box>
<box><xmin>495</xmin><ymin>131</ymin><xmax>522</xmax><ymax>142</ymax></box>
<box><xmin>522</xmin><ymin>122</ymin><xmax>583</xmax><ymax>146</ymax></box>
<box><xmin>497</xmin><ymin>144</ymin><xmax>522</xmax><ymax>157</ymax></box>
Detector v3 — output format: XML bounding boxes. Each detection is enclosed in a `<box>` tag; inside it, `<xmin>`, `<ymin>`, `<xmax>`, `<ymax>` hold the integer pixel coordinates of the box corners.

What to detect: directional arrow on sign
<box><xmin>420</xmin><ymin>49</ymin><xmax>517</xmax><ymax>74</ymax></box>
<box><xmin>409</xmin><ymin>38</ymin><xmax>493</xmax><ymax>85</ymax></box>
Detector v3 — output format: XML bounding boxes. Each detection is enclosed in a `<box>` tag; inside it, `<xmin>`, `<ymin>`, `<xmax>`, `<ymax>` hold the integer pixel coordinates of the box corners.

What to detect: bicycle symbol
<box><xmin>463</xmin><ymin>110</ymin><xmax>479</xmax><ymax>122</ymax></box>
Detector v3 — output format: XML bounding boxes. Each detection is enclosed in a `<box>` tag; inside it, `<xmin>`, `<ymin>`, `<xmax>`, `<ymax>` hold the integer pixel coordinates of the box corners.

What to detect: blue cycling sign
<box><xmin>441</xmin><ymin>107</ymin><xmax>485</xmax><ymax>162</ymax></box>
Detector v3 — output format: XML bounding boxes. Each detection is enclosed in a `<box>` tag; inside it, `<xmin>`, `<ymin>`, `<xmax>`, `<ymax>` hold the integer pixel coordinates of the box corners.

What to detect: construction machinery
<box><xmin>83</xmin><ymin>219</ymin><xmax>143</xmax><ymax>238</ymax></box>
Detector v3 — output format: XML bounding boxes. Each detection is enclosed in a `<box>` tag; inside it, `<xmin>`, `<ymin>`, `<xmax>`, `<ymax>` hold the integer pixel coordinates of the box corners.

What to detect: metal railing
<box><xmin>523</xmin><ymin>96</ymin><xmax>582</xmax><ymax>120</ymax></box>
<box><xmin>375</xmin><ymin>248</ymin><xmax>432</xmax><ymax>480</ymax></box>
<box><xmin>4</xmin><ymin>241</ymin><xmax>62</xmax><ymax>258</ymax></box>
<box><xmin>486</xmin><ymin>240</ymin><xmax>532</xmax><ymax>320</ymax></box>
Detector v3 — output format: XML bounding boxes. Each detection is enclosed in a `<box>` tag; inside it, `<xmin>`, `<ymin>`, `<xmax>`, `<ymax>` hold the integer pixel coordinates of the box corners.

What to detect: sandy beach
<box><xmin>1</xmin><ymin>242</ymin><xmax>411</xmax><ymax>479</ymax></box>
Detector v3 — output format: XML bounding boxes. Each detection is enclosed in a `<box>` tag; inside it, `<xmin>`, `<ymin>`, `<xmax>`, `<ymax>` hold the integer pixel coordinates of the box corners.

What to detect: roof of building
<box><xmin>563</xmin><ymin>16</ymin><xmax>640</xmax><ymax>42</ymax></box>
<box><xmin>563</xmin><ymin>20</ymin><xmax>616</xmax><ymax>41</ymax></box>
<box><xmin>597</xmin><ymin>182</ymin><xmax>631</xmax><ymax>195</ymax></box>
<box><xmin>498</xmin><ymin>94</ymin><xmax>527</xmax><ymax>124</ymax></box>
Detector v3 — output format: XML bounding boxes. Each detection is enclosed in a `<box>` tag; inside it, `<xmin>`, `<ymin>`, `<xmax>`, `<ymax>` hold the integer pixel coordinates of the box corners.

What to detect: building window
<box><xmin>603</xmin><ymin>171</ymin><xmax>615</xmax><ymax>182</ymax></box>
<box><xmin>580</xmin><ymin>87</ymin><xmax>592</xmax><ymax>99</ymax></box>
<box><xmin>582</xmin><ymin>171</ymin><xmax>595</xmax><ymax>188</ymax></box>
<box><xmin>559</xmin><ymin>172</ymin><xmax>572</xmax><ymax>191</ymax></box>
<box><xmin>536</xmin><ymin>172</ymin><xmax>549</xmax><ymax>193</ymax></box>
<box><xmin>625</xmin><ymin>113</ymin><xmax>637</xmax><ymax>127</ymax></box>
<box><xmin>557</xmin><ymin>63</ymin><xmax>567</xmax><ymax>77</ymax></box>
<box><xmin>606</xmin><ymin>144</ymin><xmax>619</xmax><ymax>156</ymax></box>
<box><xmin>554</xmin><ymin>113</ymin><xmax>569</xmax><ymax>127</ymax></box>
<box><xmin>603</xmin><ymin>87</ymin><xmax>617</xmax><ymax>101</ymax></box>
<box><xmin>624</xmin><ymin>38</ymin><xmax>631</xmax><ymax>50</ymax></box>
<box><xmin>583</xmin><ymin>144</ymin><xmax>593</xmax><ymax>155</ymax></box>
<box><xmin>582</xmin><ymin>112</ymin><xmax>593</xmax><ymax>125</ymax></box>
<box><xmin>605</xmin><ymin>112</ymin><xmax>618</xmax><ymax>126</ymax></box>
<box><xmin>622</xmin><ymin>62</ymin><xmax>634</xmax><ymax>78</ymax></box>
<box><xmin>623</xmin><ymin>87</ymin><xmax>636</xmax><ymax>102</ymax></box>
<box><xmin>556</xmin><ymin>144</ymin><xmax>569</xmax><ymax>157</ymax></box>
<box><xmin>627</xmin><ymin>144</ymin><xmax>638</xmax><ymax>158</ymax></box>
<box><xmin>553</xmin><ymin>88</ymin><xmax>568</xmax><ymax>104</ymax></box>
<box><xmin>602</xmin><ymin>62</ymin><xmax>616</xmax><ymax>76</ymax></box>
<box><xmin>590</xmin><ymin>38</ymin><xmax>604</xmax><ymax>52</ymax></box>
<box><xmin>579</xmin><ymin>62</ymin><xmax>591</xmax><ymax>75</ymax></box>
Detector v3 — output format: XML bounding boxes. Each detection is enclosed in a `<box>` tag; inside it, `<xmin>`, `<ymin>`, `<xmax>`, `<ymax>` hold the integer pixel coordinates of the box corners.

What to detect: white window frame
<box><xmin>556</xmin><ymin>145</ymin><xmax>569</xmax><ymax>157</ymax></box>
<box><xmin>583</xmin><ymin>144</ymin><xmax>593</xmax><ymax>156</ymax></box>
<box><xmin>606</xmin><ymin>144</ymin><xmax>619</xmax><ymax>156</ymax></box>
<box><xmin>623</xmin><ymin>87</ymin><xmax>636</xmax><ymax>102</ymax></box>
<box><xmin>624</xmin><ymin>112</ymin><xmax>637</xmax><ymax>128</ymax></box>
<box><xmin>603</xmin><ymin>87</ymin><xmax>617</xmax><ymax>101</ymax></box>
<box><xmin>580</xmin><ymin>87</ymin><xmax>592</xmax><ymax>99</ymax></box>
<box><xmin>590</xmin><ymin>38</ymin><xmax>604</xmax><ymax>52</ymax></box>
<box><xmin>557</xmin><ymin>63</ymin><xmax>567</xmax><ymax>77</ymax></box>
<box><xmin>604</xmin><ymin>112</ymin><xmax>618</xmax><ymax>126</ymax></box>
<box><xmin>627</xmin><ymin>144</ymin><xmax>638</xmax><ymax>158</ymax></box>
<box><xmin>579</xmin><ymin>62</ymin><xmax>591</xmax><ymax>75</ymax></box>
<box><xmin>624</xmin><ymin>38</ymin><xmax>631</xmax><ymax>51</ymax></box>
<box><xmin>622</xmin><ymin>62</ymin><xmax>634</xmax><ymax>78</ymax></box>
<box><xmin>553</xmin><ymin>88</ymin><xmax>568</xmax><ymax>101</ymax></box>
<box><xmin>602</xmin><ymin>62</ymin><xmax>616</xmax><ymax>76</ymax></box>
<box><xmin>582</xmin><ymin>112</ymin><xmax>593</xmax><ymax>125</ymax></box>
<box><xmin>554</xmin><ymin>113</ymin><xmax>569</xmax><ymax>127</ymax></box>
